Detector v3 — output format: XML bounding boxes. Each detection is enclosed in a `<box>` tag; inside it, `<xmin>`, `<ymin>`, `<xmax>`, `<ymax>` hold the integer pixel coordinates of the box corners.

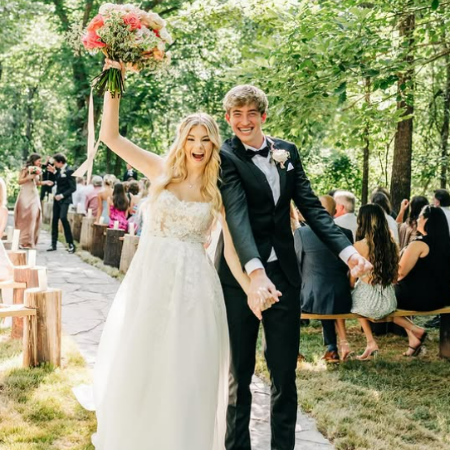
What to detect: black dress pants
<box><xmin>223</xmin><ymin>261</ymin><xmax>300</xmax><ymax>450</ymax></box>
<box><xmin>321</xmin><ymin>320</ymin><xmax>337</xmax><ymax>349</ymax></box>
<box><xmin>51</xmin><ymin>200</ymin><xmax>73</xmax><ymax>247</ymax></box>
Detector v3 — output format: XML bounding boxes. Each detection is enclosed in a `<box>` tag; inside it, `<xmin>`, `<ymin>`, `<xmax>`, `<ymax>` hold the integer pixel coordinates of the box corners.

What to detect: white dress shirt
<box><xmin>441</xmin><ymin>207</ymin><xmax>450</xmax><ymax>235</ymax></box>
<box><xmin>242</xmin><ymin>137</ymin><xmax>356</xmax><ymax>275</ymax></box>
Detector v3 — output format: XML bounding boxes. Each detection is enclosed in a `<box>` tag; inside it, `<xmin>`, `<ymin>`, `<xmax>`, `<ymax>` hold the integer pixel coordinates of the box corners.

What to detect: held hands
<box><xmin>247</xmin><ymin>269</ymin><xmax>282</xmax><ymax>320</ymax></box>
<box><xmin>55</xmin><ymin>194</ymin><xmax>63</xmax><ymax>201</ymax></box>
<box><xmin>347</xmin><ymin>253</ymin><xmax>373</xmax><ymax>278</ymax></box>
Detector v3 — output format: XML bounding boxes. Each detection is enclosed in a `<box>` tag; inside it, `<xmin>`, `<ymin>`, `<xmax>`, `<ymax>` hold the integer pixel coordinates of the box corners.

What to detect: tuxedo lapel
<box><xmin>230</xmin><ymin>136</ymin><xmax>275</xmax><ymax>206</ymax></box>
<box><xmin>275</xmin><ymin>161</ymin><xmax>287</xmax><ymax>207</ymax></box>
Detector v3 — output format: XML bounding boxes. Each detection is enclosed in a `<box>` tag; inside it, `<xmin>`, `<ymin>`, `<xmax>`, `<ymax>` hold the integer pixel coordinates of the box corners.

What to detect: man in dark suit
<box><xmin>40</xmin><ymin>156</ymin><xmax>56</xmax><ymax>201</ymax></box>
<box><xmin>294</xmin><ymin>195</ymin><xmax>354</xmax><ymax>363</ymax></box>
<box><xmin>46</xmin><ymin>153</ymin><xmax>76</xmax><ymax>253</ymax></box>
<box><xmin>216</xmin><ymin>85</ymin><xmax>371</xmax><ymax>450</ymax></box>
<box><xmin>122</xmin><ymin>163</ymin><xmax>138</xmax><ymax>181</ymax></box>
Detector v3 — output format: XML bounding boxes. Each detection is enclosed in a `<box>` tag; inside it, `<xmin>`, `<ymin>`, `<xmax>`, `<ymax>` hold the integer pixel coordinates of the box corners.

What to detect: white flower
<box><xmin>99</xmin><ymin>3</ymin><xmax>116</xmax><ymax>15</ymax></box>
<box><xmin>143</xmin><ymin>12</ymin><xmax>166</xmax><ymax>30</ymax></box>
<box><xmin>271</xmin><ymin>149</ymin><xmax>290</xmax><ymax>168</ymax></box>
<box><xmin>159</xmin><ymin>28</ymin><xmax>173</xmax><ymax>44</ymax></box>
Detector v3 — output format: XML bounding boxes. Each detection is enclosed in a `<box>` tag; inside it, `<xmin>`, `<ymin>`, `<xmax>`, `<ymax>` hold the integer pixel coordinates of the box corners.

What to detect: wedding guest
<box><xmin>370</xmin><ymin>191</ymin><xmax>399</xmax><ymax>244</ymax></box>
<box><xmin>132</xmin><ymin>178</ymin><xmax>151</xmax><ymax>236</ymax></box>
<box><xmin>14</xmin><ymin>153</ymin><xmax>48</xmax><ymax>248</ymax></box>
<box><xmin>122</xmin><ymin>162</ymin><xmax>138</xmax><ymax>181</ymax></box>
<box><xmin>96</xmin><ymin>174</ymin><xmax>115</xmax><ymax>225</ymax></box>
<box><xmin>372</xmin><ymin>186</ymin><xmax>397</xmax><ymax>219</ymax></box>
<box><xmin>294</xmin><ymin>195</ymin><xmax>354</xmax><ymax>362</ymax></box>
<box><xmin>46</xmin><ymin>153</ymin><xmax>77</xmax><ymax>253</ymax></box>
<box><xmin>127</xmin><ymin>180</ymin><xmax>140</xmax><ymax>217</ymax></box>
<box><xmin>0</xmin><ymin>177</ymin><xmax>8</xmax><ymax>238</ymax></box>
<box><xmin>40</xmin><ymin>156</ymin><xmax>56</xmax><ymax>201</ymax></box>
<box><xmin>333</xmin><ymin>190</ymin><xmax>357</xmax><ymax>240</ymax></box>
<box><xmin>396</xmin><ymin>206</ymin><xmax>450</xmax><ymax>313</ymax></box>
<box><xmin>351</xmin><ymin>204</ymin><xmax>426</xmax><ymax>358</ymax></box>
<box><xmin>433</xmin><ymin>189</ymin><xmax>450</xmax><ymax>233</ymax></box>
<box><xmin>396</xmin><ymin>196</ymin><xmax>429</xmax><ymax>250</ymax></box>
<box><xmin>108</xmin><ymin>182</ymin><xmax>129</xmax><ymax>231</ymax></box>
<box><xmin>72</xmin><ymin>177</ymin><xmax>93</xmax><ymax>214</ymax></box>
<box><xmin>85</xmin><ymin>176</ymin><xmax>103</xmax><ymax>218</ymax></box>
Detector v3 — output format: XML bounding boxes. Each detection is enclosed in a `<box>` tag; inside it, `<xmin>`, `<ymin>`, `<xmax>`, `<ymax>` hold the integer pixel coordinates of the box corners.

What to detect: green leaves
<box><xmin>431</xmin><ymin>0</ymin><xmax>440</xmax><ymax>11</ymax></box>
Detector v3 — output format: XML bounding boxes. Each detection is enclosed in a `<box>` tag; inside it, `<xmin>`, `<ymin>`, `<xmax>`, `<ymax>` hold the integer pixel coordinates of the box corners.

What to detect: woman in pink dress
<box><xmin>108</xmin><ymin>182</ymin><xmax>129</xmax><ymax>231</ymax></box>
<box><xmin>14</xmin><ymin>153</ymin><xmax>48</xmax><ymax>248</ymax></box>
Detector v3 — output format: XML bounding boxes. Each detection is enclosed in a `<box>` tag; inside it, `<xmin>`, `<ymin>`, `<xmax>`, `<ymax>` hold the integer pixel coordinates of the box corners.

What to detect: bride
<box><xmin>91</xmin><ymin>63</ymin><xmax>252</xmax><ymax>450</ymax></box>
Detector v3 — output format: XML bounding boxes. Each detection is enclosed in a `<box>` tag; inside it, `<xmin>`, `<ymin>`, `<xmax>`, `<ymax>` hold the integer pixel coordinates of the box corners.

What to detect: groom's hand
<box><xmin>347</xmin><ymin>253</ymin><xmax>373</xmax><ymax>278</ymax></box>
<box><xmin>247</xmin><ymin>269</ymin><xmax>282</xmax><ymax>320</ymax></box>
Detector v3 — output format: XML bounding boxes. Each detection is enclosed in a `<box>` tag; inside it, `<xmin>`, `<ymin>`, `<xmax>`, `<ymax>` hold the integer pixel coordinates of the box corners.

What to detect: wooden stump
<box><xmin>440</xmin><ymin>314</ymin><xmax>450</xmax><ymax>359</ymax></box>
<box><xmin>12</xmin><ymin>266</ymin><xmax>42</xmax><ymax>339</ymax></box>
<box><xmin>72</xmin><ymin>213</ymin><xmax>84</xmax><ymax>242</ymax></box>
<box><xmin>7</xmin><ymin>250</ymin><xmax>27</xmax><ymax>266</ymax></box>
<box><xmin>23</xmin><ymin>288</ymin><xmax>62</xmax><ymax>367</ymax></box>
<box><xmin>119</xmin><ymin>235</ymin><xmax>140</xmax><ymax>273</ymax></box>
<box><xmin>91</xmin><ymin>224</ymin><xmax>108</xmax><ymax>259</ymax></box>
<box><xmin>80</xmin><ymin>217</ymin><xmax>95</xmax><ymax>251</ymax></box>
<box><xmin>104</xmin><ymin>229</ymin><xmax>126</xmax><ymax>268</ymax></box>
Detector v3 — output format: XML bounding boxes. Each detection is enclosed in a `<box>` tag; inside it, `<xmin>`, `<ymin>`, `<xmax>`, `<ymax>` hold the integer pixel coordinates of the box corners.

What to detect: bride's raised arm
<box><xmin>100</xmin><ymin>90</ymin><xmax>164</xmax><ymax>181</ymax></box>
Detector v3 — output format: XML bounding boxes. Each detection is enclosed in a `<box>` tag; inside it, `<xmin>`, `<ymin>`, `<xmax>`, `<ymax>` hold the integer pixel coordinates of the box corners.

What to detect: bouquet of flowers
<box><xmin>28</xmin><ymin>166</ymin><xmax>42</xmax><ymax>176</ymax></box>
<box><xmin>82</xmin><ymin>3</ymin><xmax>173</xmax><ymax>96</ymax></box>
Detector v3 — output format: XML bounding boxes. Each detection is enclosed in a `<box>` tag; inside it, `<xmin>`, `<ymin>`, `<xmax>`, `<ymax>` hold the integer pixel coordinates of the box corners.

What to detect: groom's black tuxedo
<box><xmin>217</xmin><ymin>135</ymin><xmax>351</xmax><ymax>450</ymax></box>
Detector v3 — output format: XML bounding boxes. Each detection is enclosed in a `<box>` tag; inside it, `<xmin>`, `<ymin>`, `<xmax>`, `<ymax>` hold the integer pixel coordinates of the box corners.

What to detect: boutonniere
<box><xmin>268</xmin><ymin>138</ymin><xmax>290</xmax><ymax>169</ymax></box>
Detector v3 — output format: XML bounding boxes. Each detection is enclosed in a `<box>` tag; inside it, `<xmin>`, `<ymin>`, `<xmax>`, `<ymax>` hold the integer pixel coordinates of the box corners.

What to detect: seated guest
<box><xmin>72</xmin><ymin>177</ymin><xmax>92</xmax><ymax>214</ymax></box>
<box><xmin>132</xmin><ymin>178</ymin><xmax>150</xmax><ymax>236</ymax></box>
<box><xmin>351</xmin><ymin>204</ymin><xmax>427</xmax><ymax>358</ymax></box>
<box><xmin>127</xmin><ymin>180</ymin><xmax>140</xmax><ymax>218</ymax></box>
<box><xmin>96</xmin><ymin>174</ymin><xmax>115</xmax><ymax>225</ymax></box>
<box><xmin>294</xmin><ymin>195</ymin><xmax>354</xmax><ymax>362</ymax></box>
<box><xmin>108</xmin><ymin>182</ymin><xmax>129</xmax><ymax>231</ymax></box>
<box><xmin>85</xmin><ymin>176</ymin><xmax>103</xmax><ymax>218</ymax></box>
<box><xmin>372</xmin><ymin>186</ymin><xmax>397</xmax><ymax>219</ymax></box>
<box><xmin>396</xmin><ymin>205</ymin><xmax>450</xmax><ymax>313</ymax></box>
<box><xmin>433</xmin><ymin>189</ymin><xmax>450</xmax><ymax>234</ymax></box>
<box><xmin>370</xmin><ymin>191</ymin><xmax>399</xmax><ymax>244</ymax></box>
<box><xmin>396</xmin><ymin>196</ymin><xmax>429</xmax><ymax>250</ymax></box>
<box><xmin>333</xmin><ymin>190</ymin><xmax>357</xmax><ymax>240</ymax></box>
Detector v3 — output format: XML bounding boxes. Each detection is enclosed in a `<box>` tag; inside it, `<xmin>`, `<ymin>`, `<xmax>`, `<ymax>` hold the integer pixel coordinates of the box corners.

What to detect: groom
<box><xmin>216</xmin><ymin>85</ymin><xmax>371</xmax><ymax>450</ymax></box>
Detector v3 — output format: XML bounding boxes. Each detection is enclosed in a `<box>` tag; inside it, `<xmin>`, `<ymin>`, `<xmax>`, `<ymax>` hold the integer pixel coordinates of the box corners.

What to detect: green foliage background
<box><xmin>1</xmin><ymin>0</ymin><xmax>449</xmax><ymax>206</ymax></box>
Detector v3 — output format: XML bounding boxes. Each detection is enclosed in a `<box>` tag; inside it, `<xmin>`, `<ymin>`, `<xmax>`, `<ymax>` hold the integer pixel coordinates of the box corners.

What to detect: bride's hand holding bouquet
<box><xmin>82</xmin><ymin>2</ymin><xmax>173</xmax><ymax>96</ymax></box>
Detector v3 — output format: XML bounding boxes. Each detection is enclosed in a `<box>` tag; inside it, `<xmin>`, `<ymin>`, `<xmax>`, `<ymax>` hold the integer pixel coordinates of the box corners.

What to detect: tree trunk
<box><xmin>440</xmin><ymin>50</ymin><xmax>450</xmax><ymax>189</ymax></box>
<box><xmin>390</xmin><ymin>12</ymin><xmax>415</xmax><ymax>212</ymax></box>
<box><xmin>362</xmin><ymin>77</ymin><xmax>371</xmax><ymax>205</ymax></box>
<box><xmin>23</xmin><ymin>86</ymin><xmax>37</xmax><ymax>161</ymax></box>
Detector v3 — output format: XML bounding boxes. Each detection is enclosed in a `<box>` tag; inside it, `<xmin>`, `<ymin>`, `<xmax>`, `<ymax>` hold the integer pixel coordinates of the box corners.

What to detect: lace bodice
<box><xmin>142</xmin><ymin>189</ymin><xmax>213</xmax><ymax>244</ymax></box>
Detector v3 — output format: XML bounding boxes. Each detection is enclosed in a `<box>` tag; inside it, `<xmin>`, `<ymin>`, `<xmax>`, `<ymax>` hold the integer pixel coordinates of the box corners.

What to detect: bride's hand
<box><xmin>103</xmin><ymin>58</ymin><xmax>126</xmax><ymax>79</ymax></box>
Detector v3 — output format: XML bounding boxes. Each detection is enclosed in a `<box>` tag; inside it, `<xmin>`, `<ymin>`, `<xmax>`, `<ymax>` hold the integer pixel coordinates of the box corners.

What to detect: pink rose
<box><xmin>123</xmin><ymin>13</ymin><xmax>141</xmax><ymax>30</ymax></box>
<box><xmin>82</xmin><ymin>31</ymin><xmax>106</xmax><ymax>49</ymax></box>
<box><xmin>87</xmin><ymin>14</ymin><xmax>105</xmax><ymax>32</ymax></box>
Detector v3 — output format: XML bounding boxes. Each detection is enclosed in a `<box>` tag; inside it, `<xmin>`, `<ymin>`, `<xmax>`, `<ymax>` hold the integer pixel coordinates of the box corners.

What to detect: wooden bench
<box><xmin>301</xmin><ymin>306</ymin><xmax>450</xmax><ymax>359</ymax></box>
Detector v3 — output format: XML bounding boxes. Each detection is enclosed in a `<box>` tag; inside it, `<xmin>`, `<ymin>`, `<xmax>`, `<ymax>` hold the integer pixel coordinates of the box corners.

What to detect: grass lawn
<box><xmin>0</xmin><ymin>328</ymin><xmax>96</xmax><ymax>449</ymax></box>
<box><xmin>256</xmin><ymin>319</ymin><xmax>450</xmax><ymax>450</ymax></box>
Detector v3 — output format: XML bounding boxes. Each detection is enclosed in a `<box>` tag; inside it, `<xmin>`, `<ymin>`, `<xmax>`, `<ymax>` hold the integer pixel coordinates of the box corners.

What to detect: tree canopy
<box><xmin>1</xmin><ymin>0</ymin><xmax>449</xmax><ymax>209</ymax></box>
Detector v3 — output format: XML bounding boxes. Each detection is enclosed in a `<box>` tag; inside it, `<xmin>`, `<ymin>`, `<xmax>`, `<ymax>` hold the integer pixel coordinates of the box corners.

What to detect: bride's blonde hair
<box><xmin>152</xmin><ymin>113</ymin><xmax>222</xmax><ymax>216</ymax></box>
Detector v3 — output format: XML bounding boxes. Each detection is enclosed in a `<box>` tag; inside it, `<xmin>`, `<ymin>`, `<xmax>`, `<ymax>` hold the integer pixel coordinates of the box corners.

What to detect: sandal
<box><xmin>403</xmin><ymin>343</ymin><xmax>423</xmax><ymax>357</ymax></box>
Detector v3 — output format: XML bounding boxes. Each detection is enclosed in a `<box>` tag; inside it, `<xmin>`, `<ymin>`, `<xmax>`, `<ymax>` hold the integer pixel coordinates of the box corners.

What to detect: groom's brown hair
<box><xmin>223</xmin><ymin>85</ymin><xmax>268</xmax><ymax>115</ymax></box>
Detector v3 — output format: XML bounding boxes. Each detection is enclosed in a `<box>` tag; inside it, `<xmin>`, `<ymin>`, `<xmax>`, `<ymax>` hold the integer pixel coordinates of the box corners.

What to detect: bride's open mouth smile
<box><xmin>192</xmin><ymin>152</ymin><xmax>205</xmax><ymax>162</ymax></box>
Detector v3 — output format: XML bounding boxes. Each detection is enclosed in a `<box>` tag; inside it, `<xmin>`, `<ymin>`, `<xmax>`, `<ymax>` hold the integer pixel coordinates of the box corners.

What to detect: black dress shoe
<box><xmin>67</xmin><ymin>244</ymin><xmax>76</xmax><ymax>254</ymax></box>
<box><xmin>46</xmin><ymin>246</ymin><xmax>57</xmax><ymax>252</ymax></box>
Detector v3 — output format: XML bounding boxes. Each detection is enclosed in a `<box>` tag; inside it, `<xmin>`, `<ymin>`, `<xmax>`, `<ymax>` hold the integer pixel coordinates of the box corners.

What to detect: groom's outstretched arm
<box><xmin>220</xmin><ymin>152</ymin><xmax>260</xmax><ymax>267</ymax></box>
<box><xmin>290</xmin><ymin>145</ymin><xmax>352</xmax><ymax>256</ymax></box>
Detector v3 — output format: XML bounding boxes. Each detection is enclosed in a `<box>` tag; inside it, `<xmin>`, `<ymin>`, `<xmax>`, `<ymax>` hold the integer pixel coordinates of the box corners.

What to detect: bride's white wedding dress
<box><xmin>92</xmin><ymin>189</ymin><xmax>230</xmax><ymax>450</ymax></box>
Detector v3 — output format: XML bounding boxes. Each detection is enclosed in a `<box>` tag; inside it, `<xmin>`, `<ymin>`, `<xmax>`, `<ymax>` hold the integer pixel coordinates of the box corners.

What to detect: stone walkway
<box><xmin>30</xmin><ymin>229</ymin><xmax>334</xmax><ymax>449</ymax></box>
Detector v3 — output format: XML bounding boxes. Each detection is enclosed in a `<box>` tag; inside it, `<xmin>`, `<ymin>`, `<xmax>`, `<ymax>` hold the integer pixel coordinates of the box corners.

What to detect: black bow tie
<box><xmin>246</xmin><ymin>146</ymin><xmax>270</xmax><ymax>159</ymax></box>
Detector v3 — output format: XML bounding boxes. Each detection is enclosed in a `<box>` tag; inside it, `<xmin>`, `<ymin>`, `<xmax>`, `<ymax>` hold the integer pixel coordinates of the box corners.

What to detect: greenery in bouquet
<box><xmin>82</xmin><ymin>3</ymin><xmax>173</xmax><ymax>96</ymax></box>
